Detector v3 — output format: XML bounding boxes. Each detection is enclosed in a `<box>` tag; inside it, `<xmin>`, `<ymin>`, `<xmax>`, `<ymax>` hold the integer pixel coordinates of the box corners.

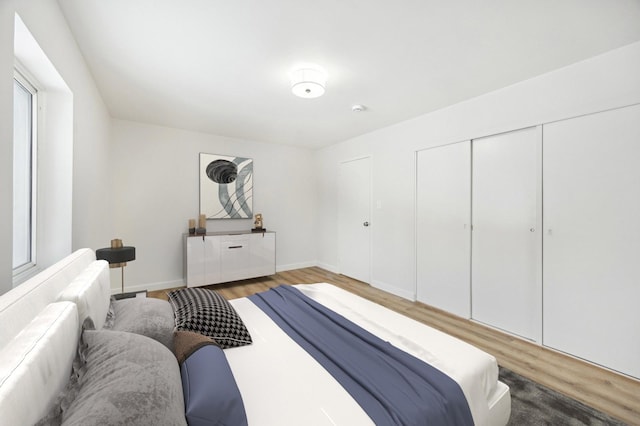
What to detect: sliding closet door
<box><xmin>471</xmin><ymin>127</ymin><xmax>542</xmax><ymax>341</ymax></box>
<box><xmin>543</xmin><ymin>104</ymin><xmax>640</xmax><ymax>379</ymax></box>
<box><xmin>416</xmin><ymin>141</ymin><xmax>471</xmax><ymax>318</ymax></box>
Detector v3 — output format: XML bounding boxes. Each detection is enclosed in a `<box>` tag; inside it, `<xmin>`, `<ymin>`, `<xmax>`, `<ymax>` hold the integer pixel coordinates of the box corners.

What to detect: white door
<box><xmin>543</xmin><ymin>104</ymin><xmax>640</xmax><ymax>379</ymax></box>
<box><xmin>338</xmin><ymin>157</ymin><xmax>371</xmax><ymax>283</ymax></box>
<box><xmin>472</xmin><ymin>127</ymin><xmax>542</xmax><ymax>341</ymax></box>
<box><xmin>416</xmin><ymin>141</ymin><xmax>471</xmax><ymax>318</ymax></box>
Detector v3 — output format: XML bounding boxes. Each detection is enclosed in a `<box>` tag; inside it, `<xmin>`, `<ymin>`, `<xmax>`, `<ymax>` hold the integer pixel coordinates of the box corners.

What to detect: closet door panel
<box><xmin>472</xmin><ymin>127</ymin><xmax>541</xmax><ymax>341</ymax></box>
<box><xmin>543</xmin><ymin>104</ymin><xmax>640</xmax><ymax>378</ymax></box>
<box><xmin>416</xmin><ymin>141</ymin><xmax>471</xmax><ymax>318</ymax></box>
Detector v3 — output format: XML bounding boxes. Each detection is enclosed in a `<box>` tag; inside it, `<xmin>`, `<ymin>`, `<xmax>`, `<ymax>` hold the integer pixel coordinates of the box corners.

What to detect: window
<box><xmin>13</xmin><ymin>70</ymin><xmax>37</xmax><ymax>273</ymax></box>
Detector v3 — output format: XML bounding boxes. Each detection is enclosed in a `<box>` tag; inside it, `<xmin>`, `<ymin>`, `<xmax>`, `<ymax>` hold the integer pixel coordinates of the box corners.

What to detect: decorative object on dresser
<box><xmin>195</xmin><ymin>213</ymin><xmax>206</xmax><ymax>235</ymax></box>
<box><xmin>252</xmin><ymin>213</ymin><xmax>265</xmax><ymax>232</ymax></box>
<box><xmin>95</xmin><ymin>239</ymin><xmax>136</xmax><ymax>295</ymax></box>
<box><xmin>184</xmin><ymin>231</ymin><xmax>275</xmax><ymax>287</ymax></box>
<box><xmin>200</xmin><ymin>153</ymin><xmax>253</xmax><ymax>219</ymax></box>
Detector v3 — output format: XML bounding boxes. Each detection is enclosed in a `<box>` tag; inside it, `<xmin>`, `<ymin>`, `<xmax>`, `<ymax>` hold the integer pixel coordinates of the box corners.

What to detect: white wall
<box><xmin>2</xmin><ymin>3</ymin><xmax>638</xmax><ymax>299</ymax></box>
<box><xmin>0</xmin><ymin>0</ymin><xmax>111</xmax><ymax>294</ymax></box>
<box><xmin>14</xmin><ymin>14</ymin><xmax>74</xmax><ymax>280</ymax></box>
<box><xmin>316</xmin><ymin>41</ymin><xmax>640</xmax><ymax>299</ymax></box>
<box><xmin>0</xmin><ymin>1</ymin><xmax>14</xmax><ymax>295</ymax></box>
<box><xmin>111</xmin><ymin>120</ymin><xmax>317</xmax><ymax>293</ymax></box>
<box><xmin>13</xmin><ymin>1</ymin><xmax>114</xmax><ymax>255</ymax></box>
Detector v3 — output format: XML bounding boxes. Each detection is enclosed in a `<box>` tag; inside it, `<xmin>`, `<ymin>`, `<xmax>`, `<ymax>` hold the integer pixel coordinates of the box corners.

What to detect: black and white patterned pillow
<box><xmin>167</xmin><ymin>288</ymin><xmax>252</xmax><ymax>349</ymax></box>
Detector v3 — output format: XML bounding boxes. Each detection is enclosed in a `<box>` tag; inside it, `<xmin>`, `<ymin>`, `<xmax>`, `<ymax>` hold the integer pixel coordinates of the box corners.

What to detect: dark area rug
<box><xmin>499</xmin><ymin>366</ymin><xmax>626</xmax><ymax>425</ymax></box>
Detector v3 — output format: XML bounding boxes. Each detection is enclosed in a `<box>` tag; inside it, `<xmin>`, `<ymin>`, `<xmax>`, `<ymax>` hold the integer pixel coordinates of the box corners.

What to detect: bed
<box><xmin>226</xmin><ymin>284</ymin><xmax>510</xmax><ymax>425</ymax></box>
<box><xmin>0</xmin><ymin>249</ymin><xmax>510</xmax><ymax>425</ymax></box>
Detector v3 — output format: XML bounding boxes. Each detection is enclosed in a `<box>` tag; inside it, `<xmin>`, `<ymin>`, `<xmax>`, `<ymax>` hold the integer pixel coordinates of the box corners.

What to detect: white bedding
<box><xmin>226</xmin><ymin>283</ymin><xmax>510</xmax><ymax>426</ymax></box>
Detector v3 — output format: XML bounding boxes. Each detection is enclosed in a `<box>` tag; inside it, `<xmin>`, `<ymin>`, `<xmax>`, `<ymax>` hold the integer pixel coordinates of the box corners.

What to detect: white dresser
<box><xmin>184</xmin><ymin>231</ymin><xmax>275</xmax><ymax>287</ymax></box>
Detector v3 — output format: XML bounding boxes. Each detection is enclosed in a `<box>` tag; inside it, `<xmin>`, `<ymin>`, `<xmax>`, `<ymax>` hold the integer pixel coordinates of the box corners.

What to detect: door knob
<box><xmin>363</xmin><ymin>222</ymin><xmax>370</xmax><ymax>227</ymax></box>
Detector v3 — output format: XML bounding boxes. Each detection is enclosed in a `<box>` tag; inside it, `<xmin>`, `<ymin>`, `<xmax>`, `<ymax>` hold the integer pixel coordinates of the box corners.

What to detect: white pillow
<box><xmin>0</xmin><ymin>302</ymin><xmax>78</xmax><ymax>426</ymax></box>
<box><xmin>57</xmin><ymin>260</ymin><xmax>110</xmax><ymax>329</ymax></box>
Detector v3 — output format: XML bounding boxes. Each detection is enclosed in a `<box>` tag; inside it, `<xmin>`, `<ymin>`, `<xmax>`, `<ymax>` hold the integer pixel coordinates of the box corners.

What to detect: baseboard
<box><xmin>311</xmin><ymin>264</ymin><xmax>414</xmax><ymax>300</ymax></box>
<box><xmin>315</xmin><ymin>262</ymin><xmax>339</xmax><ymax>274</ymax></box>
<box><xmin>117</xmin><ymin>263</ymin><xmax>404</xmax><ymax>297</ymax></box>
<box><xmin>276</xmin><ymin>261</ymin><xmax>316</xmax><ymax>272</ymax></box>
<box><xmin>111</xmin><ymin>279</ymin><xmax>184</xmax><ymax>295</ymax></box>
<box><xmin>371</xmin><ymin>279</ymin><xmax>415</xmax><ymax>301</ymax></box>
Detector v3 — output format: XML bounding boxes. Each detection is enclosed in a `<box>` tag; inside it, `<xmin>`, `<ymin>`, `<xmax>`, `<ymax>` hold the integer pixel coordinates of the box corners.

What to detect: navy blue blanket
<box><xmin>249</xmin><ymin>285</ymin><xmax>474</xmax><ymax>426</ymax></box>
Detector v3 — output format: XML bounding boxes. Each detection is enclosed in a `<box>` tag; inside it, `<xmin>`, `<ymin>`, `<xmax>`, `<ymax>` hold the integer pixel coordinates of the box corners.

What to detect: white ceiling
<box><xmin>57</xmin><ymin>0</ymin><xmax>640</xmax><ymax>149</ymax></box>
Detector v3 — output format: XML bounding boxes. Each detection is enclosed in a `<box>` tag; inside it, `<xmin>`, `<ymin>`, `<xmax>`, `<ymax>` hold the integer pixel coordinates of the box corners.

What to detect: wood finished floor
<box><xmin>149</xmin><ymin>267</ymin><xmax>640</xmax><ymax>425</ymax></box>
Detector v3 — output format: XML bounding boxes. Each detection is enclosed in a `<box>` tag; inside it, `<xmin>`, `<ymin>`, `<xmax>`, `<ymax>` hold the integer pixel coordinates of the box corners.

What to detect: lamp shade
<box><xmin>291</xmin><ymin>68</ymin><xmax>327</xmax><ymax>98</ymax></box>
<box><xmin>96</xmin><ymin>246</ymin><xmax>135</xmax><ymax>264</ymax></box>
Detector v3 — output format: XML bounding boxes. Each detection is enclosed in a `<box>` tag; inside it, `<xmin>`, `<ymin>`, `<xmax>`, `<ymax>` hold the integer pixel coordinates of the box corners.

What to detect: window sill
<box><xmin>12</xmin><ymin>263</ymin><xmax>40</xmax><ymax>287</ymax></box>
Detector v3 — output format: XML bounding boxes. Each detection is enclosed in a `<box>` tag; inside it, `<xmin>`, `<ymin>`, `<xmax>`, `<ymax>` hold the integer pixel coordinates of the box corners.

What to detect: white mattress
<box><xmin>226</xmin><ymin>283</ymin><xmax>510</xmax><ymax>426</ymax></box>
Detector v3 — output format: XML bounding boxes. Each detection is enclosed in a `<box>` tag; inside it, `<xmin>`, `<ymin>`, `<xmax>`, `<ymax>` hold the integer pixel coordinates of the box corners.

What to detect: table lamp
<box><xmin>96</xmin><ymin>239</ymin><xmax>136</xmax><ymax>294</ymax></box>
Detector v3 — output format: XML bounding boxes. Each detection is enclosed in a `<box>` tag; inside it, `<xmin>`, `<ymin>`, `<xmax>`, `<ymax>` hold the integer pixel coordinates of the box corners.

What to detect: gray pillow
<box><xmin>61</xmin><ymin>329</ymin><xmax>186</xmax><ymax>426</ymax></box>
<box><xmin>107</xmin><ymin>297</ymin><xmax>175</xmax><ymax>351</ymax></box>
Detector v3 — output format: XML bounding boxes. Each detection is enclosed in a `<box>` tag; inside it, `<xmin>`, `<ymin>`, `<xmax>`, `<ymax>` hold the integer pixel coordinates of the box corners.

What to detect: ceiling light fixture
<box><xmin>352</xmin><ymin>104</ymin><xmax>366</xmax><ymax>112</ymax></box>
<box><xmin>291</xmin><ymin>67</ymin><xmax>327</xmax><ymax>99</ymax></box>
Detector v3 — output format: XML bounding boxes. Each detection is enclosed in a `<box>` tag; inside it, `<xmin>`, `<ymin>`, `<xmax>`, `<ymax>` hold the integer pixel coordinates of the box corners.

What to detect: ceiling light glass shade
<box><xmin>291</xmin><ymin>68</ymin><xmax>327</xmax><ymax>98</ymax></box>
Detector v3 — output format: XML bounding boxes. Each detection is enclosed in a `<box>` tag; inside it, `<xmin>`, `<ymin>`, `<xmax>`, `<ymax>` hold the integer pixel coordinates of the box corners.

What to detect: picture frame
<box><xmin>199</xmin><ymin>153</ymin><xmax>253</xmax><ymax>219</ymax></box>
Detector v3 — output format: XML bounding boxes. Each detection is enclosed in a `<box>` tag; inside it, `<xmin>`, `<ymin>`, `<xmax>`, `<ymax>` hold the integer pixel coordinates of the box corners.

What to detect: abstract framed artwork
<box><xmin>200</xmin><ymin>153</ymin><xmax>253</xmax><ymax>219</ymax></box>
